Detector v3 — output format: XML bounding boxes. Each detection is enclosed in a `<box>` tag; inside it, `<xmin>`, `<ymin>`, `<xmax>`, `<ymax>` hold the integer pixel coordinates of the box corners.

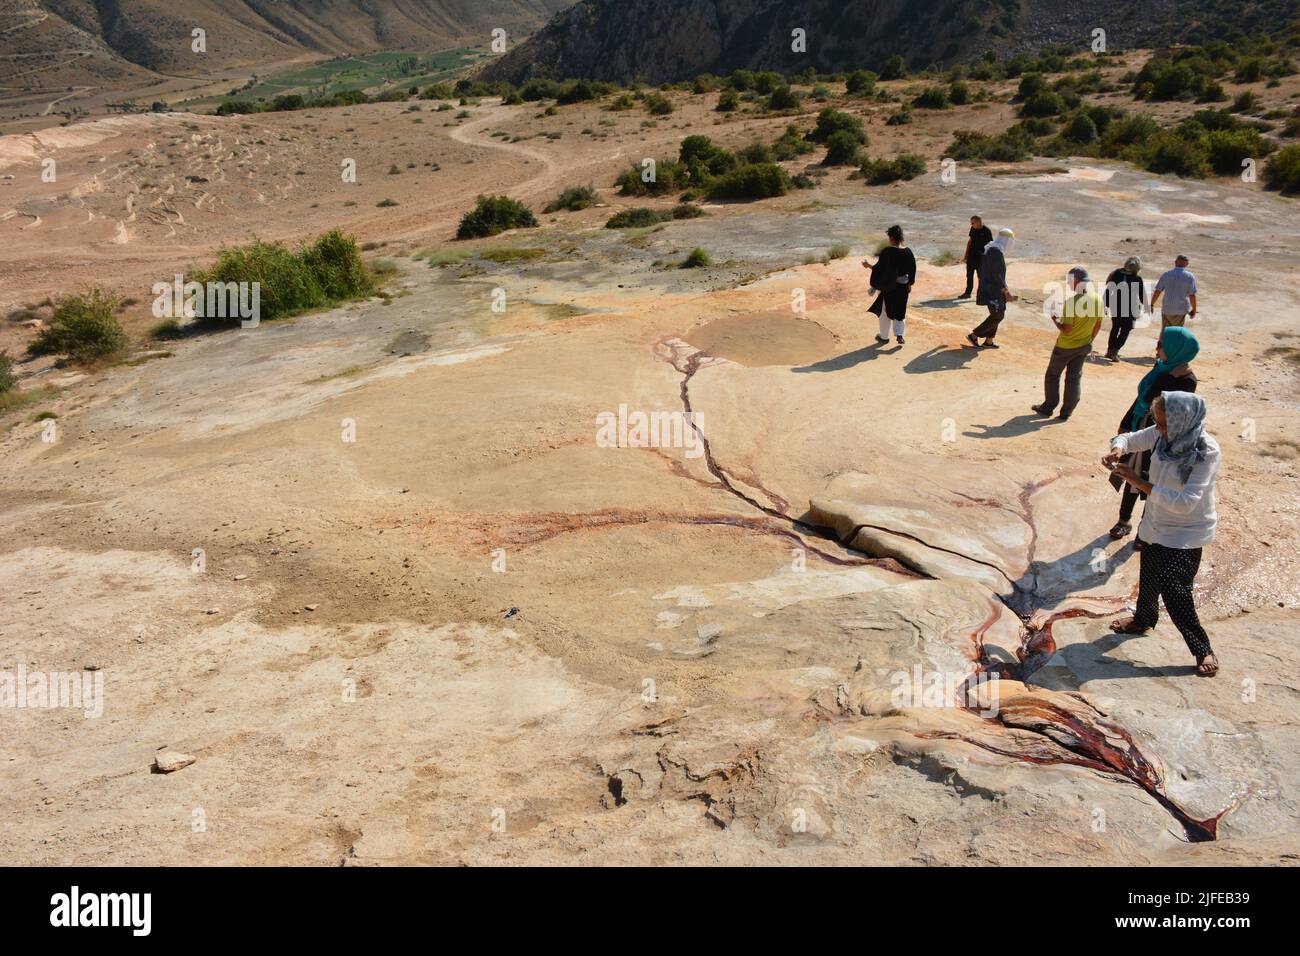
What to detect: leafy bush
<box><xmin>948</xmin><ymin>80</ymin><xmax>970</xmax><ymax>105</ymax></box>
<box><xmin>615</xmin><ymin>159</ymin><xmax>688</xmax><ymax>196</ymax></box>
<box><xmin>1141</xmin><ymin>131</ymin><xmax>1209</xmax><ymax>177</ymax></box>
<box><xmin>767</xmin><ymin>86</ymin><xmax>800</xmax><ymax>110</ymax></box>
<box><xmin>1020</xmin><ymin>91</ymin><xmax>1065</xmax><ymax>117</ymax></box>
<box><xmin>680</xmin><ymin>248</ymin><xmax>711</xmax><ymax>268</ymax></box>
<box><xmin>772</xmin><ymin>124</ymin><xmax>814</xmax><ymax>159</ymax></box>
<box><xmin>670</xmin><ymin>203</ymin><xmax>705</xmax><ymax>219</ymax></box>
<box><xmin>879</xmin><ymin>55</ymin><xmax>906</xmax><ymax>81</ymax></box>
<box><xmin>1017</xmin><ymin>73</ymin><xmax>1048</xmax><ymax>99</ymax></box>
<box><xmin>858</xmin><ymin>153</ymin><xmax>927</xmax><ymax>184</ymax></box>
<box><xmin>845</xmin><ymin>70</ymin><xmax>877</xmax><ymax>96</ymax></box>
<box><xmin>822</xmin><ymin>129</ymin><xmax>863</xmax><ymax>165</ymax></box>
<box><xmin>1064</xmin><ymin>112</ymin><xmax>1098</xmax><ymax>143</ymax></box>
<box><xmin>1264</xmin><ymin>144</ymin><xmax>1300</xmax><ymax>192</ymax></box>
<box><xmin>737</xmin><ymin>142</ymin><xmax>774</xmax><ymax>164</ymax></box>
<box><xmin>944</xmin><ymin>126</ymin><xmax>1033</xmax><ymax>162</ymax></box>
<box><xmin>1204</xmin><ymin>128</ymin><xmax>1274</xmax><ymax>173</ymax></box>
<box><xmin>706</xmin><ymin>163</ymin><xmax>791</xmax><ymax>199</ymax></box>
<box><xmin>914</xmin><ymin>86</ymin><xmax>950</xmax><ymax>109</ymax></box>
<box><xmin>456</xmin><ymin>194</ymin><xmax>538</xmax><ymax>239</ymax></box>
<box><xmin>557</xmin><ymin>80</ymin><xmax>599</xmax><ymax>105</ymax></box>
<box><xmin>0</xmin><ymin>352</ymin><xmax>15</xmax><ymax>393</ymax></box>
<box><xmin>811</xmin><ymin>108</ymin><xmax>866</xmax><ymax>144</ymax></box>
<box><xmin>716</xmin><ymin>90</ymin><xmax>740</xmax><ymax>112</ymax></box>
<box><xmin>885</xmin><ymin>108</ymin><xmax>913</xmax><ymax>125</ymax></box>
<box><xmin>27</xmin><ymin>290</ymin><xmax>127</xmax><ymax>362</ymax></box>
<box><xmin>605</xmin><ymin>207</ymin><xmax>664</xmax><ymax>229</ymax></box>
<box><xmin>644</xmin><ymin>92</ymin><xmax>673</xmax><ymax>115</ymax></box>
<box><xmin>191</xmin><ymin>231</ymin><xmax>374</xmax><ymax>322</ymax></box>
<box><xmin>543</xmin><ymin>184</ymin><xmax>598</xmax><ymax>213</ymax></box>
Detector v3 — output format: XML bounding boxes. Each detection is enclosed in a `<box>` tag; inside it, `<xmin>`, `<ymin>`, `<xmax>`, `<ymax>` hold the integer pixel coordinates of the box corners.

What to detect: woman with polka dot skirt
<box><xmin>1102</xmin><ymin>391</ymin><xmax>1221</xmax><ymax>677</ymax></box>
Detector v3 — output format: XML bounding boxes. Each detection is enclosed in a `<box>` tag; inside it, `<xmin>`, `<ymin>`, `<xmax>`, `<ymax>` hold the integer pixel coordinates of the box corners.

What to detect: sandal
<box><xmin>982</xmin><ymin>340</ymin><xmax>999</xmax><ymax>349</ymax></box>
<box><xmin>1109</xmin><ymin>617</ymin><xmax>1150</xmax><ymax>635</ymax></box>
<box><xmin>965</xmin><ymin>333</ymin><xmax>979</xmax><ymax>348</ymax></box>
<box><xmin>1196</xmin><ymin>653</ymin><xmax>1220</xmax><ymax>677</ymax></box>
<box><xmin>1109</xmin><ymin>522</ymin><xmax>1132</xmax><ymax>539</ymax></box>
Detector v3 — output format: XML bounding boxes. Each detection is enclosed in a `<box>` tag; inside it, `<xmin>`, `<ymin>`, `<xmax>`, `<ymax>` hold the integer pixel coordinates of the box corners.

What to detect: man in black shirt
<box><xmin>1103</xmin><ymin>255</ymin><xmax>1147</xmax><ymax>361</ymax></box>
<box><xmin>958</xmin><ymin>215</ymin><xmax>993</xmax><ymax>299</ymax></box>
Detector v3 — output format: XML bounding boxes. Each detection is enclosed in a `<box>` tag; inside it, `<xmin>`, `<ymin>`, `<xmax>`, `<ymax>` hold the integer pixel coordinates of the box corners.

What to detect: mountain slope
<box><xmin>480</xmin><ymin>0</ymin><xmax>1300</xmax><ymax>84</ymax></box>
<box><xmin>0</xmin><ymin>1</ymin><xmax>573</xmax><ymax>83</ymax></box>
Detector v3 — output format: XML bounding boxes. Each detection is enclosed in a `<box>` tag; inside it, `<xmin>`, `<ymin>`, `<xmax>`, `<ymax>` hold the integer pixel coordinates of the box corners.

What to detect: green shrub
<box><xmin>1232</xmin><ymin>91</ymin><xmax>1260</xmax><ymax>114</ymax></box>
<box><xmin>457</xmin><ymin>194</ymin><xmax>538</xmax><ymax>239</ymax></box>
<box><xmin>671</xmin><ymin>203</ymin><xmax>705</xmax><ymax>219</ymax></box>
<box><xmin>1264</xmin><ymin>143</ymin><xmax>1300</xmax><ymax>192</ymax></box>
<box><xmin>885</xmin><ymin>108</ymin><xmax>913</xmax><ymax>125</ymax></box>
<box><xmin>845</xmin><ymin>70</ymin><xmax>877</xmax><ymax>96</ymax></box>
<box><xmin>149</xmin><ymin>319</ymin><xmax>182</xmax><ymax>340</ymax></box>
<box><xmin>879</xmin><ymin>55</ymin><xmax>906</xmax><ymax>81</ymax></box>
<box><xmin>300</xmin><ymin>230</ymin><xmax>374</xmax><ymax>302</ymax></box>
<box><xmin>716</xmin><ymin>90</ymin><xmax>740</xmax><ymax>112</ymax></box>
<box><xmin>706</xmin><ymin>163</ymin><xmax>791</xmax><ymax>199</ymax></box>
<box><xmin>27</xmin><ymin>290</ymin><xmax>127</xmax><ymax>362</ymax></box>
<box><xmin>767</xmin><ymin>86</ymin><xmax>800</xmax><ymax>110</ymax></box>
<box><xmin>543</xmin><ymin>184</ymin><xmax>598</xmax><ymax>213</ymax></box>
<box><xmin>944</xmin><ymin>126</ymin><xmax>1033</xmax><ymax>162</ymax></box>
<box><xmin>822</xmin><ymin>129</ymin><xmax>863</xmax><ymax>165</ymax></box>
<box><xmin>644</xmin><ymin>92</ymin><xmax>673</xmax><ymax>115</ymax></box>
<box><xmin>1141</xmin><ymin>131</ymin><xmax>1209</xmax><ymax>177</ymax></box>
<box><xmin>605</xmin><ymin>207</ymin><xmax>664</xmax><ymax>228</ymax></box>
<box><xmin>1017</xmin><ymin>73</ymin><xmax>1048</xmax><ymax>99</ymax></box>
<box><xmin>737</xmin><ymin>142</ymin><xmax>774</xmax><ymax>164</ymax></box>
<box><xmin>680</xmin><ymin>248</ymin><xmax>711</xmax><ymax>269</ymax></box>
<box><xmin>1064</xmin><ymin>112</ymin><xmax>1098</xmax><ymax>143</ymax></box>
<box><xmin>1204</xmin><ymin>128</ymin><xmax>1274</xmax><ymax>174</ymax></box>
<box><xmin>772</xmin><ymin>124</ymin><xmax>814</xmax><ymax>159</ymax></box>
<box><xmin>609</xmin><ymin>93</ymin><xmax>635</xmax><ymax>110</ymax></box>
<box><xmin>615</xmin><ymin>159</ymin><xmax>688</xmax><ymax>196</ymax></box>
<box><xmin>557</xmin><ymin>80</ymin><xmax>599</xmax><ymax>105</ymax></box>
<box><xmin>0</xmin><ymin>351</ymin><xmax>15</xmax><ymax>393</ymax></box>
<box><xmin>811</xmin><ymin>107</ymin><xmax>866</xmax><ymax>144</ymax></box>
<box><xmin>949</xmin><ymin>80</ymin><xmax>970</xmax><ymax>105</ymax></box>
<box><xmin>859</xmin><ymin>153</ymin><xmax>927</xmax><ymax>184</ymax></box>
<box><xmin>1020</xmin><ymin>91</ymin><xmax>1065</xmax><ymax>117</ymax></box>
<box><xmin>914</xmin><ymin>86</ymin><xmax>950</xmax><ymax>109</ymax></box>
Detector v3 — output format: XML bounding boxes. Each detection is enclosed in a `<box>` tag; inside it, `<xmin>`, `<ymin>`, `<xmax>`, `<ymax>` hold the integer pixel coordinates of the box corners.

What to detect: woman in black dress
<box><xmin>864</xmin><ymin>224</ymin><xmax>917</xmax><ymax>346</ymax></box>
<box><xmin>1109</xmin><ymin>326</ymin><xmax>1199</xmax><ymax>541</ymax></box>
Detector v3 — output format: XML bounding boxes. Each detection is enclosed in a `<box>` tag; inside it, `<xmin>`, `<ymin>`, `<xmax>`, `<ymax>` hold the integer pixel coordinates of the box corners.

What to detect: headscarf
<box><xmin>1155</xmin><ymin>391</ymin><xmax>1209</xmax><ymax>485</ymax></box>
<box><xmin>985</xmin><ymin>227</ymin><xmax>1014</xmax><ymax>256</ymax></box>
<box><xmin>1131</xmin><ymin>326</ymin><xmax>1198</xmax><ymax>431</ymax></box>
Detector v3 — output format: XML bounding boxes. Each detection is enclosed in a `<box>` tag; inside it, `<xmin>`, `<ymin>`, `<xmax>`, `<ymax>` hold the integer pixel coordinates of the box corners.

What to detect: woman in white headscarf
<box><xmin>965</xmin><ymin>227</ymin><xmax>1018</xmax><ymax>349</ymax></box>
<box><xmin>1102</xmin><ymin>391</ymin><xmax>1221</xmax><ymax>676</ymax></box>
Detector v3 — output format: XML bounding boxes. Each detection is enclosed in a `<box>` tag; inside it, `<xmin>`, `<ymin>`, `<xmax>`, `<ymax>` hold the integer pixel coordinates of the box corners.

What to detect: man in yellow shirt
<box><xmin>1032</xmin><ymin>267</ymin><xmax>1104</xmax><ymax>421</ymax></box>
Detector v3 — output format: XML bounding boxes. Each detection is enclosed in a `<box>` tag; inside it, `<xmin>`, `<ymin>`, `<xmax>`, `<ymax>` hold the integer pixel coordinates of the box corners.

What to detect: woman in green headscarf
<box><xmin>1108</xmin><ymin>326</ymin><xmax>1200</xmax><ymax>542</ymax></box>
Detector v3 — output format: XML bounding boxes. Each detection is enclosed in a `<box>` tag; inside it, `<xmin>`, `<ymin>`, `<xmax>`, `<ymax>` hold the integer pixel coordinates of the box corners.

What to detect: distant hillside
<box><xmin>481</xmin><ymin>0</ymin><xmax>1300</xmax><ymax>84</ymax></box>
<box><xmin>0</xmin><ymin>1</ymin><xmax>573</xmax><ymax>84</ymax></box>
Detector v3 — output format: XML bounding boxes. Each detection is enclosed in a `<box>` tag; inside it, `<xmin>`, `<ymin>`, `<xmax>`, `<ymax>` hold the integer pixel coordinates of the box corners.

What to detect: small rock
<box><xmin>153</xmin><ymin>748</ymin><xmax>196</xmax><ymax>774</ymax></box>
<box><xmin>305</xmin><ymin>603</ymin><xmax>319</xmax><ymax>611</ymax></box>
<box><xmin>233</xmin><ymin>574</ymin><xmax>248</xmax><ymax>581</ymax></box>
<box><xmin>203</xmin><ymin>608</ymin><xmax>219</xmax><ymax>615</ymax></box>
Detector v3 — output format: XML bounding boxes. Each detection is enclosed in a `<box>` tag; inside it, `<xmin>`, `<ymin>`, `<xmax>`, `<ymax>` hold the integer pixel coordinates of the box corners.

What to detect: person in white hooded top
<box><xmin>1103</xmin><ymin>391</ymin><xmax>1221</xmax><ymax>676</ymax></box>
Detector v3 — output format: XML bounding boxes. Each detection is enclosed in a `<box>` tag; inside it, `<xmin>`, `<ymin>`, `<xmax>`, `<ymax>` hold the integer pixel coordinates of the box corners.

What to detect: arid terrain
<box><xmin>2</xmin><ymin>59</ymin><xmax>1299</xmax><ymax>865</ymax></box>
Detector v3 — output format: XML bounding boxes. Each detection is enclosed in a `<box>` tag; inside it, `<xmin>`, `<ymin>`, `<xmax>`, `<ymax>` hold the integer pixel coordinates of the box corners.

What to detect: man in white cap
<box><xmin>1103</xmin><ymin>255</ymin><xmax>1147</xmax><ymax>362</ymax></box>
<box><xmin>965</xmin><ymin>227</ymin><xmax>1017</xmax><ymax>348</ymax></box>
<box><xmin>1033</xmin><ymin>266</ymin><xmax>1104</xmax><ymax>421</ymax></box>
<box><xmin>1150</xmin><ymin>254</ymin><xmax>1197</xmax><ymax>347</ymax></box>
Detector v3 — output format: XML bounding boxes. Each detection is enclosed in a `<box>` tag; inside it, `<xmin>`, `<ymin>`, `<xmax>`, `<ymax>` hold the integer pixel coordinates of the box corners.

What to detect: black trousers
<box><xmin>962</xmin><ymin>258</ymin><xmax>979</xmax><ymax>295</ymax></box>
<box><xmin>971</xmin><ymin>304</ymin><xmax>1005</xmax><ymax>339</ymax></box>
<box><xmin>1133</xmin><ymin>542</ymin><xmax>1212</xmax><ymax>658</ymax></box>
<box><xmin>1107</xmin><ymin>317</ymin><xmax>1134</xmax><ymax>355</ymax></box>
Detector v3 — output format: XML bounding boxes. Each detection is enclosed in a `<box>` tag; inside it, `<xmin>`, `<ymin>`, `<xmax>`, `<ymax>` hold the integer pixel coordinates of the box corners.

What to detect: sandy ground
<box><xmin>2</xmin><ymin>68</ymin><xmax>1299</xmax><ymax>865</ymax></box>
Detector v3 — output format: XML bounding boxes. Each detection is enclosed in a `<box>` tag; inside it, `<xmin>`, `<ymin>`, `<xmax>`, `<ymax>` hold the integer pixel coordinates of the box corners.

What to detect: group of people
<box><xmin>861</xmin><ymin>222</ymin><xmax>1220</xmax><ymax>677</ymax></box>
